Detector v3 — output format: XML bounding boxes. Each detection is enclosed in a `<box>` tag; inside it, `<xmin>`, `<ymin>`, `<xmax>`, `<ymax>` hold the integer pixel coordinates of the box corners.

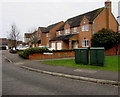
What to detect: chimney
<box><xmin>105</xmin><ymin>0</ymin><xmax>112</xmax><ymax>29</ymax></box>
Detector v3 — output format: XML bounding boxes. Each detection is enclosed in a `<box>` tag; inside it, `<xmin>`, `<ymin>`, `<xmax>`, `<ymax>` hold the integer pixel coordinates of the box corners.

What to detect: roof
<box><xmin>39</xmin><ymin>27</ymin><xmax>47</xmax><ymax>32</ymax></box>
<box><xmin>25</xmin><ymin>33</ymin><xmax>32</xmax><ymax>38</ymax></box>
<box><xmin>57</xmin><ymin>7</ymin><xmax>104</xmax><ymax>31</ymax></box>
<box><xmin>32</xmin><ymin>31</ymin><xmax>37</xmax><ymax>34</ymax></box>
<box><xmin>39</xmin><ymin>21</ymin><xmax>63</xmax><ymax>33</ymax></box>
<box><xmin>50</xmin><ymin>33</ymin><xmax>78</xmax><ymax>41</ymax></box>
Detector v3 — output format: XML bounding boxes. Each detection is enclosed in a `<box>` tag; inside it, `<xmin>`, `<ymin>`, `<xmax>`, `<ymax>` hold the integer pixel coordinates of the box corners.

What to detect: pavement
<box><xmin>2</xmin><ymin>50</ymin><xmax>120</xmax><ymax>86</ymax></box>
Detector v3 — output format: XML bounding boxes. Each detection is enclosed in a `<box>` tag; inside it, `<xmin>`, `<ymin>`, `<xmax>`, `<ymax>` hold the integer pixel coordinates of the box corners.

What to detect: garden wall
<box><xmin>105</xmin><ymin>45</ymin><xmax>120</xmax><ymax>56</ymax></box>
<box><xmin>29</xmin><ymin>45</ymin><xmax>120</xmax><ymax>60</ymax></box>
<box><xmin>29</xmin><ymin>51</ymin><xmax>75</xmax><ymax>60</ymax></box>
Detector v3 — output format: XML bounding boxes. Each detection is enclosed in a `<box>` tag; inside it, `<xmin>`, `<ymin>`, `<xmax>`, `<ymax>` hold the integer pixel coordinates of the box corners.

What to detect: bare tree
<box><xmin>27</xmin><ymin>27</ymin><xmax>36</xmax><ymax>33</ymax></box>
<box><xmin>7</xmin><ymin>24</ymin><xmax>20</xmax><ymax>49</ymax></box>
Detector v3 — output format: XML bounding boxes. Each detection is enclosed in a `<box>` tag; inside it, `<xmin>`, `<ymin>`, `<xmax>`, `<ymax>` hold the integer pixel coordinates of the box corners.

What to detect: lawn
<box><xmin>41</xmin><ymin>56</ymin><xmax>119</xmax><ymax>72</ymax></box>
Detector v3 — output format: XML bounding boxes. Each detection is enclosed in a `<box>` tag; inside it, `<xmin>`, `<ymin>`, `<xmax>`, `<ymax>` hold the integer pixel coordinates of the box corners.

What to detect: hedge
<box><xmin>19</xmin><ymin>48</ymin><xmax>75</xmax><ymax>59</ymax></box>
<box><xmin>19</xmin><ymin>47</ymin><xmax>49</xmax><ymax>59</ymax></box>
<box><xmin>52</xmin><ymin>49</ymin><xmax>74</xmax><ymax>52</ymax></box>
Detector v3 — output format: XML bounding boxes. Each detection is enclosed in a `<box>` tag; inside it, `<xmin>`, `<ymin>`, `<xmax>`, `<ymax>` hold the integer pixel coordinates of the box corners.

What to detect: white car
<box><xmin>16</xmin><ymin>46</ymin><xmax>29</xmax><ymax>51</ymax></box>
<box><xmin>38</xmin><ymin>46</ymin><xmax>54</xmax><ymax>51</ymax></box>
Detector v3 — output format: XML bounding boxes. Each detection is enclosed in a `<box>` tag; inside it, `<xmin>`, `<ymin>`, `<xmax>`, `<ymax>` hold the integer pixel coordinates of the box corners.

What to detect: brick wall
<box><xmin>29</xmin><ymin>45</ymin><xmax>120</xmax><ymax>60</ymax></box>
<box><xmin>29</xmin><ymin>51</ymin><xmax>75</xmax><ymax>60</ymax></box>
<box><xmin>105</xmin><ymin>45</ymin><xmax>120</xmax><ymax>56</ymax></box>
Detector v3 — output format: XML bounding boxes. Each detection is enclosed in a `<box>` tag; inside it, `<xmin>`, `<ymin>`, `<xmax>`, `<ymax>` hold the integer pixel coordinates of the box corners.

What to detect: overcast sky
<box><xmin>0</xmin><ymin>0</ymin><xmax>119</xmax><ymax>41</ymax></box>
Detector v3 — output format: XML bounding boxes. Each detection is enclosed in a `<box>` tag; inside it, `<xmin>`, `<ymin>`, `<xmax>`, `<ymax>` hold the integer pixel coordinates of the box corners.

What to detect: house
<box><xmin>50</xmin><ymin>0</ymin><xmax>118</xmax><ymax>50</ymax></box>
<box><xmin>24</xmin><ymin>33</ymin><xmax>32</xmax><ymax>47</ymax></box>
<box><xmin>24</xmin><ymin>33</ymin><xmax>32</xmax><ymax>44</ymax></box>
<box><xmin>30</xmin><ymin>31</ymin><xmax>41</xmax><ymax>47</ymax></box>
<box><xmin>37</xmin><ymin>21</ymin><xmax>64</xmax><ymax>47</ymax></box>
<box><xmin>118</xmin><ymin>1</ymin><xmax>120</xmax><ymax>32</ymax></box>
<box><xmin>24</xmin><ymin>31</ymin><xmax>41</xmax><ymax>47</ymax></box>
<box><xmin>0</xmin><ymin>38</ymin><xmax>9</xmax><ymax>50</ymax></box>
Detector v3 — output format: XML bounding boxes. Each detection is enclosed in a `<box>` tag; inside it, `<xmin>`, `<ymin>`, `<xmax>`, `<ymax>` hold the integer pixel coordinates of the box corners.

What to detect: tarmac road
<box><xmin>2</xmin><ymin>51</ymin><xmax>119</xmax><ymax>95</ymax></box>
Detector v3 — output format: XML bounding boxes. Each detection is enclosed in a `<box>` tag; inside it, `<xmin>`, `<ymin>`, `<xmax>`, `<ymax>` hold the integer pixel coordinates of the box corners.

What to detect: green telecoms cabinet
<box><xmin>75</xmin><ymin>48</ymin><xmax>89</xmax><ymax>65</ymax></box>
<box><xmin>90</xmin><ymin>47</ymin><xmax>105</xmax><ymax>66</ymax></box>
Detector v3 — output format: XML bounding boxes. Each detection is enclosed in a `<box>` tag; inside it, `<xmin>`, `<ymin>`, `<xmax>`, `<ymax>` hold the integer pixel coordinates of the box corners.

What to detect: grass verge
<box><xmin>40</xmin><ymin>56</ymin><xmax>119</xmax><ymax>72</ymax></box>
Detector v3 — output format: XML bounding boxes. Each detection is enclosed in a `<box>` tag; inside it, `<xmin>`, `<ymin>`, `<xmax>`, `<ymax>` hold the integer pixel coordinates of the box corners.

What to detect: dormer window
<box><xmin>82</xmin><ymin>25</ymin><xmax>89</xmax><ymax>31</ymax></box>
<box><xmin>65</xmin><ymin>29</ymin><xmax>70</xmax><ymax>34</ymax></box>
<box><xmin>73</xmin><ymin>27</ymin><xmax>77</xmax><ymax>32</ymax></box>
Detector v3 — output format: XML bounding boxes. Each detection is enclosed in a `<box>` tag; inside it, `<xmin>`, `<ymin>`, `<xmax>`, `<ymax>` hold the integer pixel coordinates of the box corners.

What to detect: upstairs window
<box><xmin>82</xmin><ymin>39</ymin><xmax>89</xmax><ymax>47</ymax></box>
<box><xmin>46</xmin><ymin>33</ymin><xmax>49</xmax><ymax>37</ymax></box>
<box><xmin>73</xmin><ymin>27</ymin><xmax>77</xmax><ymax>32</ymax></box>
<box><xmin>65</xmin><ymin>29</ymin><xmax>70</xmax><ymax>34</ymax></box>
<box><xmin>82</xmin><ymin>25</ymin><xmax>89</xmax><ymax>31</ymax></box>
<box><xmin>56</xmin><ymin>31</ymin><xmax>61</xmax><ymax>36</ymax></box>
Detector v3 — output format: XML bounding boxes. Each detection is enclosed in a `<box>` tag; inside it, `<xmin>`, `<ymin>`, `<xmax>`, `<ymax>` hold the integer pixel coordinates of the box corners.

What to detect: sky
<box><xmin>0</xmin><ymin>0</ymin><xmax>120</xmax><ymax>41</ymax></box>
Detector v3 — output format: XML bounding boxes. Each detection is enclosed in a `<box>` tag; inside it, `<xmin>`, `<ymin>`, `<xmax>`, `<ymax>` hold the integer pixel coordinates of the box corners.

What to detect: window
<box><xmin>82</xmin><ymin>25</ymin><xmax>89</xmax><ymax>31</ymax></box>
<box><xmin>56</xmin><ymin>31</ymin><xmax>61</xmax><ymax>36</ymax></box>
<box><xmin>51</xmin><ymin>43</ymin><xmax>56</xmax><ymax>50</ymax></box>
<box><xmin>65</xmin><ymin>29</ymin><xmax>70</xmax><ymax>34</ymax></box>
<box><xmin>57</xmin><ymin>42</ymin><xmax>62</xmax><ymax>50</ymax></box>
<box><xmin>46</xmin><ymin>33</ymin><xmax>49</xmax><ymax>37</ymax></box>
<box><xmin>73</xmin><ymin>27</ymin><xmax>77</xmax><ymax>32</ymax></box>
<box><xmin>82</xmin><ymin>40</ymin><xmax>89</xmax><ymax>47</ymax></box>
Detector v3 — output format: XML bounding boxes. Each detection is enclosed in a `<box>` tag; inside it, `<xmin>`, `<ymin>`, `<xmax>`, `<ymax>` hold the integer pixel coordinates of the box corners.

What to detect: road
<box><xmin>2</xmin><ymin>50</ymin><xmax>119</xmax><ymax>95</ymax></box>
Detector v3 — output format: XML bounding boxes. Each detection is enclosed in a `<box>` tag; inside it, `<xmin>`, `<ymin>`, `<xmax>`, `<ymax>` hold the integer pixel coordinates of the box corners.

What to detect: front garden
<box><xmin>40</xmin><ymin>56</ymin><xmax>119</xmax><ymax>72</ymax></box>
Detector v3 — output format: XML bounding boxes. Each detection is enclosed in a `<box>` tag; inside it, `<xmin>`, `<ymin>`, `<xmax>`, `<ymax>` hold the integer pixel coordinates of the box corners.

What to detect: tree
<box><xmin>7</xmin><ymin>24</ymin><xmax>20</xmax><ymax>48</ymax></box>
<box><xmin>91</xmin><ymin>28</ymin><xmax>120</xmax><ymax>50</ymax></box>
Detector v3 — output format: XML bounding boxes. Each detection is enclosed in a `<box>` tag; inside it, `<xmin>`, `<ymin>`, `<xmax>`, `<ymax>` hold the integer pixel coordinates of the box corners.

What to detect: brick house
<box><xmin>24</xmin><ymin>33</ymin><xmax>32</xmax><ymax>44</ymax></box>
<box><xmin>50</xmin><ymin>0</ymin><xmax>118</xmax><ymax>50</ymax></box>
<box><xmin>0</xmin><ymin>38</ymin><xmax>9</xmax><ymax>49</ymax></box>
<box><xmin>37</xmin><ymin>21</ymin><xmax>64</xmax><ymax>47</ymax></box>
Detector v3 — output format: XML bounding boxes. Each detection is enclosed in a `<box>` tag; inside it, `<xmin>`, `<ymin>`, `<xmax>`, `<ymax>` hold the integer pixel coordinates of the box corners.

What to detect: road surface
<box><xmin>2</xmin><ymin>50</ymin><xmax>119</xmax><ymax>95</ymax></box>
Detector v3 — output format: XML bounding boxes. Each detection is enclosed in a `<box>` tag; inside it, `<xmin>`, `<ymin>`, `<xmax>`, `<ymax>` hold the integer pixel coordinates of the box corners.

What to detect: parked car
<box><xmin>16</xmin><ymin>45</ymin><xmax>29</xmax><ymax>51</ymax></box>
<box><xmin>38</xmin><ymin>46</ymin><xmax>54</xmax><ymax>51</ymax></box>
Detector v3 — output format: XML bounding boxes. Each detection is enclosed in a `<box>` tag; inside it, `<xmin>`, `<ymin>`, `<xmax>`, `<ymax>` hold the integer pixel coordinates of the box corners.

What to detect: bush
<box><xmin>91</xmin><ymin>28</ymin><xmax>120</xmax><ymax>50</ymax></box>
<box><xmin>19</xmin><ymin>52</ymin><xmax>28</xmax><ymax>59</ymax></box>
<box><xmin>19</xmin><ymin>47</ymin><xmax>49</xmax><ymax>59</ymax></box>
<box><xmin>52</xmin><ymin>49</ymin><xmax>74</xmax><ymax>52</ymax></box>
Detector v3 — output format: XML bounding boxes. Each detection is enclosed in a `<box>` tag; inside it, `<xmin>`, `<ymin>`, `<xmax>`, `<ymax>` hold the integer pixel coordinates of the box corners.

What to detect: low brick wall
<box><xmin>29</xmin><ymin>51</ymin><xmax>75</xmax><ymax>60</ymax></box>
<box><xmin>105</xmin><ymin>45</ymin><xmax>120</xmax><ymax>56</ymax></box>
<box><xmin>29</xmin><ymin>45</ymin><xmax>120</xmax><ymax>60</ymax></box>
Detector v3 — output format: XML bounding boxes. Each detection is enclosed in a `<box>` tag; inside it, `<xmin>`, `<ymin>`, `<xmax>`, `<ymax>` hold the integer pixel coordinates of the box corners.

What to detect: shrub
<box><xmin>91</xmin><ymin>28</ymin><xmax>120</xmax><ymax>50</ymax></box>
<box><xmin>19</xmin><ymin>47</ymin><xmax>49</xmax><ymax>59</ymax></box>
<box><xmin>52</xmin><ymin>49</ymin><xmax>74</xmax><ymax>52</ymax></box>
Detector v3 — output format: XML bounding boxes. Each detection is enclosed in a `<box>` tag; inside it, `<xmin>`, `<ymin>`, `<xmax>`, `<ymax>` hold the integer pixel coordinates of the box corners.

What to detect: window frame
<box><xmin>82</xmin><ymin>39</ymin><xmax>89</xmax><ymax>47</ymax></box>
<box><xmin>73</xmin><ymin>27</ymin><xmax>77</xmax><ymax>32</ymax></box>
<box><xmin>56</xmin><ymin>31</ymin><xmax>61</xmax><ymax>36</ymax></box>
<box><xmin>46</xmin><ymin>33</ymin><xmax>49</xmax><ymax>37</ymax></box>
<box><xmin>81</xmin><ymin>25</ymin><xmax>89</xmax><ymax>32</ymax></box>
<box><xmin>65</xmin><ymin>29</ymin><xmax>70</xmax><ymax>34</ymax></box>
